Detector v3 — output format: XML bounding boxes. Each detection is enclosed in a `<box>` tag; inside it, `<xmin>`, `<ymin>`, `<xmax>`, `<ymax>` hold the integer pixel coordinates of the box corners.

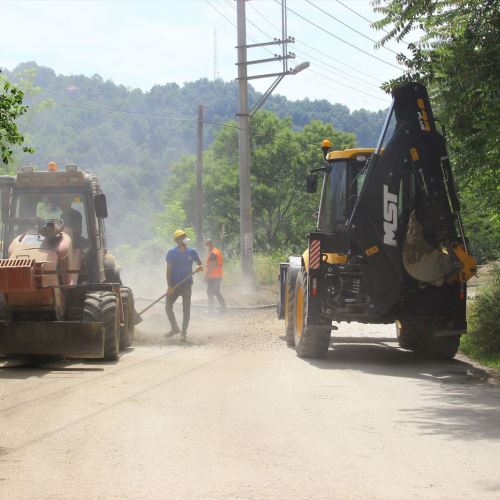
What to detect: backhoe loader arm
<box><xmin>348</xmin><ymin>82</ymin><xmax>473</xmax><ymax>314</ymax></box>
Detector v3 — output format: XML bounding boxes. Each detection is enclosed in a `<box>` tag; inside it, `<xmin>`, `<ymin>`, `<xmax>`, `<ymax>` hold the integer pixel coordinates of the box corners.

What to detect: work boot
<box><xmin>165</xmin><ymin>328</ymin><xmax>180</xmax><ymax>337</ymax></box>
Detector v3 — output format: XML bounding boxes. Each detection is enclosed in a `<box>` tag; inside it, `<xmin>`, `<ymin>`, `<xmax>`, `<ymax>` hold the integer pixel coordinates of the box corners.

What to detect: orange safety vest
<box><xmin>206</xmin><ymin>247</ymin><xmax>223</xmax><ymax>279</ymax></box>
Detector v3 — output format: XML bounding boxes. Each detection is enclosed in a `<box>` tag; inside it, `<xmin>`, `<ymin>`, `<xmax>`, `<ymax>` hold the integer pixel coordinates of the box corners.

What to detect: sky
<box><xmin>0</xmin><ymin>0</ymin><xmax>410</xmax><ymax>111</ymax></box>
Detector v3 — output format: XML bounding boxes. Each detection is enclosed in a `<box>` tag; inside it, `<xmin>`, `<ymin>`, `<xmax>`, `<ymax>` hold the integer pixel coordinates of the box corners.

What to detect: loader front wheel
<box><xmin>83</xmin><ymin>291</ymin><xmax>120</xmax><ymax>360</ymax></box>
<box><xmin>119</xmin><ymin>287</ymin><xmax>135</xmax><ymax>349</ymax></box>
<box><xmin>293</xmin><ymin>272</ymin><xmax>330</xmax><ymax>359</ymax></box>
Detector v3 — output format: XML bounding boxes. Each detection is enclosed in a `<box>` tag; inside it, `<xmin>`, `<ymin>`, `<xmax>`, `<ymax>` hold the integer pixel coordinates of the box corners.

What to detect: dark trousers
<box><xmin>207</xmin><ymin>278</ymin><xmax>226</xmax><ymax>308</ymax></box>
<box><xmin>165</xmin><ymin>283</ymin><xmax>192</xmax><ymax>333</ymax></box>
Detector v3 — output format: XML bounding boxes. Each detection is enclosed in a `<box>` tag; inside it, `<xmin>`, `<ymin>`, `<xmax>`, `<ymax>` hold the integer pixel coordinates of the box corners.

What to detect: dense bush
<box><xmin>463</xmin><ymin>266</ymin><xmax>500</xmax><ymax>357</ymax></box>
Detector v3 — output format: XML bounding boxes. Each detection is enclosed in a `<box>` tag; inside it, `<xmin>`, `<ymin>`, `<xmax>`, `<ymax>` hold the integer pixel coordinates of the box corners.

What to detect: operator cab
<box><xmin>311</xmin><ymin>148</ymin><xmax>375</xmax><ymax>233</ymax></box>
<box><xmin>0</xmin><ymin>163</ymin><xmax>109</xmax><ymax>285</ymax></box>
<box><xmin>9</xmin><ymin>193</ymin><xmax>90</xmax><ymax>249</ymax></box>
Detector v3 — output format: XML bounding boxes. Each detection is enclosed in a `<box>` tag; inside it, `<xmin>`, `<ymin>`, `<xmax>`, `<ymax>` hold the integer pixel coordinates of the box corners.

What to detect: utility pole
<box><xmin>235</xmin><ymin>0</ymin><xmax>309</xmax><ymax>281</ymax></box>
<box><xmin>236</xmin><ymin>0</ymin><xmax>254</xmax><ymax>280</ymax></box>
<box><xmin>195</xmin><ymin>104</ymin><xmax>204</xmax><ymax>253</ymax></box>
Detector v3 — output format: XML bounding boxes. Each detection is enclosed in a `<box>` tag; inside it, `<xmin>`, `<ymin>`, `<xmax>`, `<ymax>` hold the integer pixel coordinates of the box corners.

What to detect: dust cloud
<box><xmin>120</xmin><ymin>262</ymin><xmax>278</xmax><ymax>346</ymax></box>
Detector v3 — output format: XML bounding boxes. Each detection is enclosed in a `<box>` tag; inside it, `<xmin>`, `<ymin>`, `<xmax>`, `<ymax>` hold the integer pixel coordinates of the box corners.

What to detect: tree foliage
<box><xmin>462</xmin><ymin>266</ymin><xmax>500</xmax><ymax>359</ymax></box>
<box><xmin>161</xmin><ymin>111</ymin><xmax>355</xmax><ymax>254</ymax></box>
<box><xmin>0</xmin><ymin>72</ymin><xmax>33</xmax><ymax>169</ymax></box>
<box><xmin>372</xmin><ymin>0</ymin><xmax>500</xmax><ymax>260</ymax></box>
<box><xmin>4</xmin><ymin>62</ymin><xmax>379</xmax><ymax>249</ymax></box>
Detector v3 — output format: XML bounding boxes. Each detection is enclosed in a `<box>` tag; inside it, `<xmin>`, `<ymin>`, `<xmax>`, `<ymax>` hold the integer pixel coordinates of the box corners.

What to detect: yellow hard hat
<box><xmin>173</xmin><ymin>229</ymin><xmax>187</xmax><ymax>241</ymax></box>
<box><xmin>321</xmin><ymin>138</ymin><xmax>332</xmax><ymax>149</ymax></box>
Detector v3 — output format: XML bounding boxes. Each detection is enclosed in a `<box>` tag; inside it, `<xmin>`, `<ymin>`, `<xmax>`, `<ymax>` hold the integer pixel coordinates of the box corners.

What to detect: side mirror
<box><xmin>94</xmin><ymin>193</ymin><xmax>108</xmax><ymax>219</ymax></box>
<box><xmin>306</xmin><ymin>174</ymin><xmax>318</xmax><ymax>193</ymax></box>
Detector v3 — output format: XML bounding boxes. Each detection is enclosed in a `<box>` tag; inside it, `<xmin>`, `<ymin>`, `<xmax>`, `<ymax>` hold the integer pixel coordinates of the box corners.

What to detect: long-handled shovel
<box><xmin>136</xmin><ymin>269</ymin><xmax>200</xmax><ymax>317</ymax></box>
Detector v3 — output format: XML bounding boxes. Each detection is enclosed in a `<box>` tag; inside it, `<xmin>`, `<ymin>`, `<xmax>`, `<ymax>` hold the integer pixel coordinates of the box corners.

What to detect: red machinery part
<box><xmin>0</xmin><ymin>259</ymin><xmax>36</xmax><ymax>292</ymax></box>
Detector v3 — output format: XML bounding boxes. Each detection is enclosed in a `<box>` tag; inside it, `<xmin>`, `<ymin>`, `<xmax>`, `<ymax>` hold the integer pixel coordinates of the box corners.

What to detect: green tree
<box><xmin>162</xmin><ymin>111</ymin><xmax>355</xmax><ymax>253</ymax></box>
<box><xmin>0</xmin><ymin>73</ymin><xmax>33</xmax><ymax>170</ymax></box>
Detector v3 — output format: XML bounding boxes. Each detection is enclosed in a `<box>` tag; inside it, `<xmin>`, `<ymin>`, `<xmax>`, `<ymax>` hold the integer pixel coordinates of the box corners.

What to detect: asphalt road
<box><xmin>1</xmin><ymin>306</ymin><xmax>499</xmax><ymax>499</ymax></box>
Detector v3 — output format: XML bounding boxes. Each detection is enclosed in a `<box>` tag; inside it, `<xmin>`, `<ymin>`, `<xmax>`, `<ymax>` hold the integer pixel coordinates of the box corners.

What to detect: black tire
<box><xmin>83</xmin><ymin>291</ymin><xmax>120</xmax><ymax>360</ymax></box>
<box><xmin>119</xmin><ymin>287</ymin><xmax>135</xmax><ymax>349</ymax></box>
<box><xmin>293</xmin><ymin>272</ymin><xmax>331</xmax><ymax>358</ymax></box>
<box><xmin>284</xmin><ymin>269</ymin><xmax>296</xmax><ymax>346</ymax></box>
<box><xmin>396</xmin><ymin>320</ymin><xmax>460</xmax><ymax>359</ymax></box>
<box><xmin>425</xmin><ymin>335</ymin><xmax>460</xmax><ymax>359</ymax></box>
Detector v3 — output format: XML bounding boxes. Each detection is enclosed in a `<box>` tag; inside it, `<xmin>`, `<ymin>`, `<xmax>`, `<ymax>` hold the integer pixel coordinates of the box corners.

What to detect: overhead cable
<box><xmin>301</xmin><ymin>73</ymin><xmax>385</xmax><ymax>109</ymax></box>
<box><xmin>247</xmin><ymin>2</ymin><xmax>382</xmax><ymax>84</ymax></box>
<box><xmin>281</xmin><ymin>1</ymin><xmax>402</xmax><ymax>70</ymax></box>
<box><xmin>53</xmin><ymin>100</ymin><xmax>245</xmax><ymax>131</ymax></box>
<box><xmin>206</xmin><ymin>0</ymin><xmax>237</xmax><ymax>29</ymax></box>
<box><xmin>243</xmin><ymin>4</ymin><xmax>387</xmax><ymax>100</ymax></box>
<box><xmin>308</xmin><ymin>69</ymin><xmax>388</xmax><ymax>103</ymax></box>
<box><xmin>305</xmin><ymin>0</ymin><xmax>400</xmax><ymax>55</ymax></box>
<box><xmin>292</xmin><ymin>45</ymin><xmax>385</xmax><ymax>93</ymax></box>
<box><xmin>334</xmin><ymin>0</ymin><xmax>409</xmax><ymax>45</ymax></box>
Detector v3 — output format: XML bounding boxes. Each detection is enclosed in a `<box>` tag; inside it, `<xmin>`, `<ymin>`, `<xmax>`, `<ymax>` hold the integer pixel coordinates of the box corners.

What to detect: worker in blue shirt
<box><xmin>165</xmin><ymin>229</ymin><xmax>203</xmax><ymax>340</ymax></box>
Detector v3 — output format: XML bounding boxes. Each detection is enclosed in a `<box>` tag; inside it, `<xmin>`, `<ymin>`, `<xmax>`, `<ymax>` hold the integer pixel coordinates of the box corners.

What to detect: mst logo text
<box><xmin>383</xmin><ymin>185</ymin><xmax>398</xmax><ymax>246</ymax></box>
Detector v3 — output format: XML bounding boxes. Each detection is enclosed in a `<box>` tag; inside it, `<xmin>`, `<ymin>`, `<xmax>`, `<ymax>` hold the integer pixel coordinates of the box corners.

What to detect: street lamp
<box><xmin>290</xmin><ymin>61</ymin><xmax>310</xmax><ymax>74</ymax></box>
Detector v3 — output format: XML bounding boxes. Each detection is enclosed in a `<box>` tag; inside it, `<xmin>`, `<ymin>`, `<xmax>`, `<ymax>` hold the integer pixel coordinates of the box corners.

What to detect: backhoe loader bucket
<box><xmin>0</xmin><ymin>321</ymin><xmax>105</xmax><ymax>358</ymax></box>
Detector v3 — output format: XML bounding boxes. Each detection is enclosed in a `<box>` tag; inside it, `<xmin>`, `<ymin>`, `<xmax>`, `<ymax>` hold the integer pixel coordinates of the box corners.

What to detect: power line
<box><xmin>210</xmin><ymin>0</ymin><xmax>275</xmax><ymax>58</ymax></box>
<box><xmin>247</xmin><ymin>2</ymin><xmax>382</xmax><ymax>84</ymax></box>
<box><xmin>220</xmin><ymin>0</ymin><xmax>277</xmax><ymax>58</ymax></box>
<box><xmin>305</xmin><ymin>0</ymin><xmax>400</xmax><ymax>55</ymax></box>
<box><xmin>229</xmin><ymin>0</ymin><xmax>388</xmax><ymax>108</ymax></box>
<box><xmin>216</xmin><ymin>0</ymin><xmax>388</xmax><ymax>100</ymax></box>
<box><xmin>247</xmin><ymin>4</ymin><xmax>388</xmax><ymax>100</ymax></box>
<box><xmin>281</xmin><ymin>1</ymin><xmax>402</xmax><ymax>70</ymax></box>
<box><xmin>301</xmin><ymin>73</ymin><xmax>384</xmax><ymax>109</ymax></box>
<box><xmin>292</xmin><ymin>45</ymin><xmax>384</xmax><ymax>93</ymax></box>
<box><xmin>308</xmin><ymin>69</ymin><xmax>388</xmax><ymax>103</ymax></box>
<box><xmin>296</xmin><ymin>38</ymin><xmax>380</xmax><ymax>83</ymax></box>
<box><xmin>206</xmin><ymin>0</ymin><xmax>237</xmax><ymax>29</ymax></box>
<box><xmin>334</xmin><ymin>0</ymin><xmax>409</xmax><ymax>45</ymax></box>
<box><xmin>208</xmin><ymin>2</ymin><xmax>387</xmax><ymax>110</ymax></box>
<box><xmin>335</xmin><ymin>0</ymin><xmax>378</xmax><ymax>27</ymax></box>
<box><xmin>53</xmin><ymin>100</ymin><xmax>246</xmax><ymax>131</ymax></box>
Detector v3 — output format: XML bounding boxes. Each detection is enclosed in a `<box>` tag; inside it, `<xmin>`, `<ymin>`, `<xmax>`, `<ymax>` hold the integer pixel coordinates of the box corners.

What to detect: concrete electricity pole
<box><xmin>236</xmin><ymin>0</ymin><xmax>309</xmax><ymax>281</ymax></box>
<box><xmin>195</xmin><ymin>104</ymin><xmax>204</xmax><ymax>253</ymax></box>
<box><xmin>236</xmin><ymin>0</ymin><xmax>254</xmax><ymax>280</ymax></box>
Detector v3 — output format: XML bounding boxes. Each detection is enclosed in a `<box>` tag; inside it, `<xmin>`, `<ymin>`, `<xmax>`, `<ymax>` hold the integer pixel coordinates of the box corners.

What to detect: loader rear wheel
<box><xmin>293</xmin><ymin>272</ymin><xmax>330</xmax><ymax>359</ymax></box>
<box><xmin>284</xmin><ymin>269</ymin><xmax>296</xmax><ymax>346</ymax></box>
<box><xmin>420</xmin><ymin>321</ymin><xmax>461</xmax><ymax>359</ymax></box>
<box><xmin>83</xmin><ymin>291</ymin><xmax>120</xmax><ymax>360</ymax></box>
<box><xmin>425</xmin><ymin>335</ymin><xmax>460</xmax><ymax>359</ymax></box>
<box><xmin>396</xmin><ymin>320</ymin><xmax>460</xmax><ymax>359</ymax></box>
<box><xmin>119</xmin><ymin>287</ymin><xmax>135</xmax><ymax>349</ymax></box>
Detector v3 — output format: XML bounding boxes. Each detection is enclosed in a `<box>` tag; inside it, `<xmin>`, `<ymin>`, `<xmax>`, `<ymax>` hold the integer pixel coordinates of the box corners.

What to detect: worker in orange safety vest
<box><xmin>204</xmin><ymin>239</ymin><xmax>226</xmax><ymax>310</ymax></box>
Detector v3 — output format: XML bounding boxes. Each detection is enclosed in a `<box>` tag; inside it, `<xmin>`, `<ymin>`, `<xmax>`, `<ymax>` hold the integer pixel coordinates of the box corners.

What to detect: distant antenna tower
<box><xmin>213</xmin><ymin>27</ymin><xmax>220</xmax><ymax>80</ymax></box>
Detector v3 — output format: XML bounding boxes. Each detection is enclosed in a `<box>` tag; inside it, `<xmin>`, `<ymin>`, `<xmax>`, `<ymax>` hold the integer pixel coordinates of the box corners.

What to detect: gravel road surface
<box><xmin>1</xmin><ymin>304</ymin><xmax>499</xmax><ymax>499</ymax></box>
